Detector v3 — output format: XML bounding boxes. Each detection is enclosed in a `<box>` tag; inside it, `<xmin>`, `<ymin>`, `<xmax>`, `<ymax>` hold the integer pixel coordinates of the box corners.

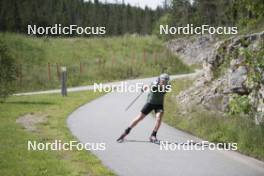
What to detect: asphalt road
<box><xmin>67</xmin><ymin>72</ymin><xmax>264</xmax><ymax>176</ymax></box>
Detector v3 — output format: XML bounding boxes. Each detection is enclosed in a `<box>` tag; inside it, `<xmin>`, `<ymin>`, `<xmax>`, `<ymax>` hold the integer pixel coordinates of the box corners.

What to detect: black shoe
<box><xmin>149</xmin><ymin>135</ymin><xmax>158</xmax><ymax>143</ymax></box>
<box><xmin>117</xmin><ymin>127</ymin><xmax>131</xmax><ymax>143</ymax></box>
<box><xmin>116</xmin><ymin>132</ymin><xmax>127</xmax><ymax>143</ymax></box>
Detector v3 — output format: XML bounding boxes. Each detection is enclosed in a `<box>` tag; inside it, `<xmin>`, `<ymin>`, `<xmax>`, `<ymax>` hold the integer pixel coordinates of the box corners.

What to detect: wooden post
<box><xmin>112</xmin><ymin>57</ymin><xmax>115</xmax><ymax>68</ymax></box>
<box><xmin>102</xmin><ymin>59</ymin><xmax>105</xmax><ymax>68</ymax></box>
<box><xmin>132</xmin><ymin>51</ymin><xmax>135</xmax><ymax>65</ymax></box>
<box><xmin>48</xmin><ymin>63</ymin><xmax>51</xmax><ymax>81</ymax></box>
<box><xmin>166</xmin><ymin>49</ymin><xmax>170</xmax><ymax>58</ymax></box>
<box><xmin>19</xmin><ymin>64</ymin><xmax>22</xmax><ymax>84</ymax></box>
<box><xmin>56</xmin><ymin>63</ymin><xmax>60</xmax><ymax>80</ymax></box>
<box><xmin>143</xmin><ymin>49</ymin><xmax>146</xmax><ymax>63</ymax></box>
<box><xmin>130</xmin><ymin>57</ymin><xmax>133</xmax><ymax>65</ymax></box>
<box><xmin>80</xmin><ymin>62</ymin><xmax>83</xmax><ymax>75</ymax></box>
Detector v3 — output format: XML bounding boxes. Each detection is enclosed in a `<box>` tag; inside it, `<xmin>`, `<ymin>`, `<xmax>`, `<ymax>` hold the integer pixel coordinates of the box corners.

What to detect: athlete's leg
<box><xmin>117</xmin><ymin>113</ymin><xmax>146</xmax><ymax>142</ymax></box>
<box><xmin>129</xmin><ymin>112</ymin><xmax>146</xmax><ymax>128</ymax></box>
<box><xmin>117</xmin><ymin>103</ymin><xmax>152</xmax><ymax>142</ymax></box>
<box><xmin>153</xmin><ymin>112</ymin><xmax>163</xmax><ymax>132</ymax></box>
<box><xmin>150</xmin><ymin>111</ymin><xmax>163</xmax><ymax>142</ymax></box>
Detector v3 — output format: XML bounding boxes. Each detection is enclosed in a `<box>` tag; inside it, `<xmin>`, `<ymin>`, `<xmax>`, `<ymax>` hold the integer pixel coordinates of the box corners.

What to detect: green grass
<box><xmin>0</xmin><ymin>33</ymin><xmax>191</xmax><ymax>92</ymax></box>
<box><xmin>164</xmin><ymin>79</ymin><xmax>264</xmax><ymax>160</ymax></box>
<box><xmin>0</xmin><ymin>91</ymin><xmax>115</xmax><ymax>176</ymax></box>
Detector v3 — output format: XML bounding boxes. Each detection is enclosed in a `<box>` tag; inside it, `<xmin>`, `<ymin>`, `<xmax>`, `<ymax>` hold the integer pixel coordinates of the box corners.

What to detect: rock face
<box><xmin>168</xmin><ymin>31</ymin><xmax>264</xmax><ymax>124</ymax></box>
<box><xmin>166</xmin><ymin>35</ymin><xmax>217</xmax><ymax>65</ymax></box>
<box><xmin>229</xmin><ymin>66</ymin><xmax>248</xmax><ymax>94</ymax></box>
<box><xmin>255</xmin><ymin>85</ymin><xmax>264</xmax><ymax>125</ymax></box>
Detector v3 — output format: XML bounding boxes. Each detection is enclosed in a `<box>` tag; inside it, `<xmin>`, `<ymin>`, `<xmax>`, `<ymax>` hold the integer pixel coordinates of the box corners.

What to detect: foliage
<box><xmin>153</xmin><ymin>13</ymin><xmax>172</xmax><ymax>40</ymax></box>
<box><xmin>228</xmin><ymin>94</ymin><xmax>252</xmax><ymax>115</ymax></box>
<box><xmin>0</xmin><ymin>41</ymin><xmax>17</xmax><ymax>102</ymax></box>
<box><xmin>243</xmin><ymin>47</ymin><xmax>264</xmax><ymax>90</ymax></box>
<box><xmin>225</xmin><ymin>44</ymin><xmax>264</xmax><ymax>116</ymax></box>
<box><xmin>165</xmin><ymin>0</ymin><xmax>264</xmax><ymax>34</ymax></box>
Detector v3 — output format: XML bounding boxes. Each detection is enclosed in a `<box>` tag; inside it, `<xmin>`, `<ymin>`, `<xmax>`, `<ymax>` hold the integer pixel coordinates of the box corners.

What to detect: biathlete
<box><xmin>117</xmin><ymin>73</ymin><xmax>171</xmax><ymax>143</ymax></box>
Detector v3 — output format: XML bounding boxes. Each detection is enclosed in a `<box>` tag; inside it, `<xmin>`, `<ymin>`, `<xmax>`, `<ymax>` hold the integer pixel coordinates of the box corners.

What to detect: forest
<box><xmin>0</xmin><ymin>0</ymin><xmax>165</xmax><ymax>36</ymax></box>
<box><xmin>167</xmin><ymin>0</ymin><xmax>264</xmax><ymax>28</ymax></box>
<box><xmin>1</xmin><ymin>0</ymin><xmax>264</xmax><ymax>37</ymax></box>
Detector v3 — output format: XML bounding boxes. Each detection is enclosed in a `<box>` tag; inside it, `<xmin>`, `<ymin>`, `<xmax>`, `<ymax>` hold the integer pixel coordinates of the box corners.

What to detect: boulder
<box><xmin>255</xmin><ymin>86</ymin><xmax>264</xmax><ymax>125</ymax></box>
<box><xmin>229</xmin><ymin>66</ymin><xmax>248</xmax><ymax>94</ymax></box>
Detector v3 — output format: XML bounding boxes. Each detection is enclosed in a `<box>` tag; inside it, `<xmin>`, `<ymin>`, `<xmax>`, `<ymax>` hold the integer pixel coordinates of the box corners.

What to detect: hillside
<box><xmin>165</xmin><ymin>31</ymin><xmax>264</xmax><ymax>160</ymax></box>
<box><xmin>0</xmin><ymin>33</ymin><xmax>191</xmax><ymax>92</ymax></box>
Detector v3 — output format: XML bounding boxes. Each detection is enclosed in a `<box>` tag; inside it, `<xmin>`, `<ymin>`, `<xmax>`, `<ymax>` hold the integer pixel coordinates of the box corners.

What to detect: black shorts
<box><xmin>141</xmin><ymin>103</ymin><xmax>164</xmax><ymax>115</ymax></box>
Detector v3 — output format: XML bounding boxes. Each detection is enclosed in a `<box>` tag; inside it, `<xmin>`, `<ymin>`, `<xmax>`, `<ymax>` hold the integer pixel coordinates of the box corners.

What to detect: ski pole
<box><xmin>125</xmin><ymin>90</ymin><xmax>144</xmax><ymax>111</ymax></box>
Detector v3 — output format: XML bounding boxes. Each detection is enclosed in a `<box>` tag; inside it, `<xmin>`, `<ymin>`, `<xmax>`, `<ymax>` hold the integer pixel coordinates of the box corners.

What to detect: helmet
<box><xmin>159</xmin><ymin>73</ymin><xmax>170</xmax><ymax>81</ymax></box>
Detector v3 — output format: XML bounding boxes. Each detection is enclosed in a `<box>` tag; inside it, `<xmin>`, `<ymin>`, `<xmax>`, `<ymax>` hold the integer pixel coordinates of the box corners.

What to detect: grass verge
<box><xmin>1</xmin><ymin>33</ymin><xmax>191</xmax><ymax>92</ymax></box>
<box><xmin>0</xmin><ymin>91</ymin><xmax>115</xmax><ymax>176</ymax></box>
<box><xmin>164</xmin><ymin>78</ymin><xmax>264</xmax><ymax>160</ymax></box>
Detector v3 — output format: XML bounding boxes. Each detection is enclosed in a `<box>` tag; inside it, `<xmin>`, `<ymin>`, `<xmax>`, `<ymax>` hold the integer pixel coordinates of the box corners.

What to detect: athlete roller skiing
<box><xmin>117</xmin><ymin>73</ymin><xmax>171</xmax><ymax>143</ymax></box>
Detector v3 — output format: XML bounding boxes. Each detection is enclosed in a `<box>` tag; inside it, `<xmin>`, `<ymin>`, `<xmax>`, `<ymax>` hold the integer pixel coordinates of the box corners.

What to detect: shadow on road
<box><xmin>123</xmin><ymin>139</ymin><xmax>150</xmax><ymax>143</ymax></box>
<box><xmin>123</xmin><ymin>139</ymin><xmax>205</xmax><ymax>146</ymax></box>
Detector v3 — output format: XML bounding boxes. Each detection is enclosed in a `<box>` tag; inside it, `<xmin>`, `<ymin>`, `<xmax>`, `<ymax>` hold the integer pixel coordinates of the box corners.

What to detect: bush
<box><xmin>228</xmin><ymin>94</ymin><xmax>252</xmax><ymax>115</ymax></box>
<box><xmin>0</xmin><ymin>41</ymin><xmax>17</xmax><ymax>102</ymax></box>
<box><xmin>153</xmin><ymin>13</ymin><xmax>173</xmax><ymax>40</ymax></box>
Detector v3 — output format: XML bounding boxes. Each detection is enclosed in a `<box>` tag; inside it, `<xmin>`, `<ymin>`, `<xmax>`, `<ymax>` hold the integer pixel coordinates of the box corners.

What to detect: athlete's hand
<box><xmin>141</xmin><ymin>85</ymin><xmax>149</xmax><ymax>92</ymax></box>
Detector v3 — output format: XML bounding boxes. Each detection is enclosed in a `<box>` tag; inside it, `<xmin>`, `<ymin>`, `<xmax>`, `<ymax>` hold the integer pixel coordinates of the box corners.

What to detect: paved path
<box><xmin>65</xmin><ymin>72</ymin><xmax>263</xmax><ymax>176</ymax></box>
<box><xmin>14</xmin><ymin>71</ymin><xmax>201</xmax><ymax>96</ymax></box>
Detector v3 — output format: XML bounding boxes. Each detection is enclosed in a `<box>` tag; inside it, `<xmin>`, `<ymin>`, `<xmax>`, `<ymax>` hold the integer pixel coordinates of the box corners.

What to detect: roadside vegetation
<box><xmin>0</xmin><ymin>33</ymin><xmax>191</xmax><ymax>93</ymax></box>
<box><xmin>0</xmin><ymin>40</ymin><xmax>17</xmax><ymax>102</ymax></box>
<box><xmin>164</xmin><ymin>79</ymin><xmax>264</xmax><ymax>160</ymax></box>
<box><xmin>0</xmin><ymin>91</ymin><xmax>115</xmax><ymax>176</ymax></box>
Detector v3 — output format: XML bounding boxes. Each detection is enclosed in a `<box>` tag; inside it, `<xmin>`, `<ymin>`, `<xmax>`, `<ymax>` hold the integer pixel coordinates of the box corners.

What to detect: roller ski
<box><xmin>116</xmin><ymin>127</ymin><xmax>131</xmax><ymax>143</ymax></box>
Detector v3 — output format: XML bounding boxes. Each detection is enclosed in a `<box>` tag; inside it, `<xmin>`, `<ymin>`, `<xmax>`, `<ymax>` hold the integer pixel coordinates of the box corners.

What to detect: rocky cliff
<box><xmin>166</xmin><ymin>35</ymin><xmax>217</xmax><ymax>66</ymax></box>
<box><xmin>167</xmin><ymin>32</ymin><xmax>264</xmax><ymax>124</ymax></box>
